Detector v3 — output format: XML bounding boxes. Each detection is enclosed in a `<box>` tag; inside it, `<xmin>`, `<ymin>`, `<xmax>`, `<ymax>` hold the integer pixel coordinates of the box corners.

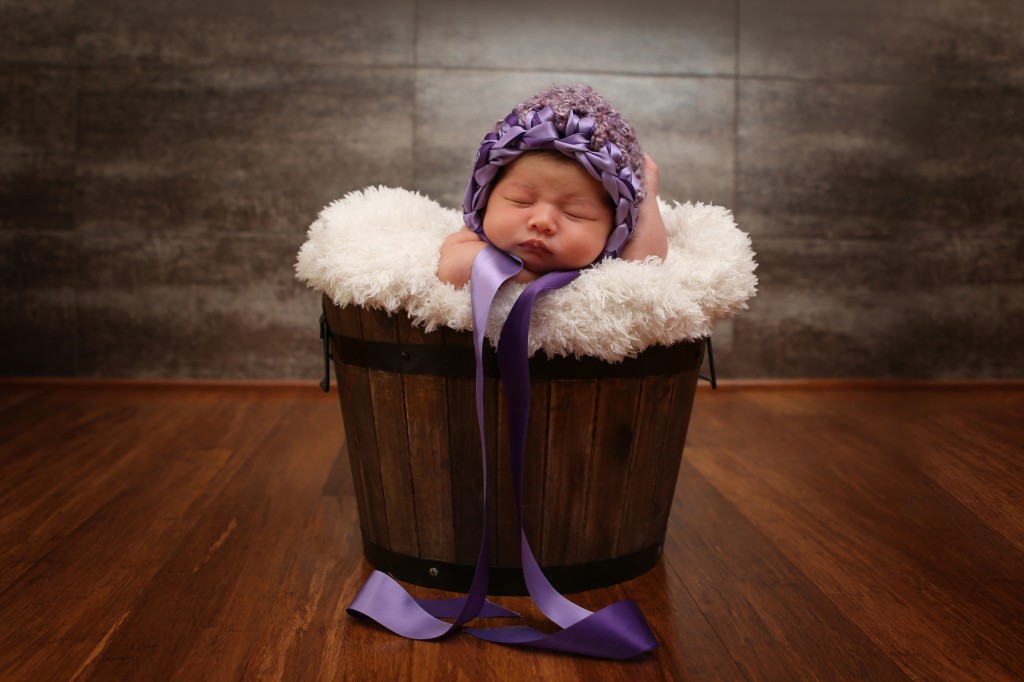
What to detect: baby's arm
<box><xmin>437</xmin><ymin>229</ymin><xmax>488</xmax><ymax>288</ymax></box>
<box><xmin>437</xmin><ymin>229</ymin><xmax>541</xmax><ymax>288</ymax></box>
<box><xmin>619</xmin><ymin>155</ymin><xmax>669</xmax><ymax>263</ymax></box>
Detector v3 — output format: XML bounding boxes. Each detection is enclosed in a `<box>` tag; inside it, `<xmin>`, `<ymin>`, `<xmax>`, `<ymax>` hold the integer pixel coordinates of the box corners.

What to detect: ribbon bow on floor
<box><xmin>346</xmin><ymin>246</ymin><xmax>659</xmax><ymax>659</ymax></box>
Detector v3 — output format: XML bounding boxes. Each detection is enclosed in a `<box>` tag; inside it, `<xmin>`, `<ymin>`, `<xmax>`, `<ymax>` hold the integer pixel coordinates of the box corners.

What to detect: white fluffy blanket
<box><xmin>295</xmin><ymin>186</ymin><xmax>757</xmax><ymax>362</ymax></box>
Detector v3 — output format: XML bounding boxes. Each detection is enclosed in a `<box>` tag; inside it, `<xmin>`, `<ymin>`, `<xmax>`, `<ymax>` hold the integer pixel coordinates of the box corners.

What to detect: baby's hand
<box><xmin>620</xmin><ymin>154</ymin><xmax>669</xmax><ymax>262</ymax></box>
<box><xmin>642</xmin><ymin>153</ymin><xmax>661</xmax><ymax>199</ymax></box>
<box><xmin>437</xmin><ymin>229</ymin><xmax>487</xmax><ymax>288</ymax></box>
<box><xmin>437</xmin><ymin>229</ymin><xmax>541</xmax><ymax>287</ymax></box>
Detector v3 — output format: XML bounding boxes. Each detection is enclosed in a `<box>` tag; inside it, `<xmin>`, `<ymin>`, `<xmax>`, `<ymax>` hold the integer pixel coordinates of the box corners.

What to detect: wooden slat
<box><xmin>325</xmin><ymin>302</ymin><xmax>390</xmax><ymax>547</ymax></box>
<box><xmin>616</xmin><ymin>375</ymin><xmax>675</xmax><ymax>556</ymax></box>
<box><xmin>579</xmin><ymin>378</ymin><xmax>641</xmax><ymax>562</ymax></box>
<box><xmin>357</xmin><ymin>308</ymin><xmax>418</xmax><ymax>556</ymax></box>
<box><xmin>645</xmin><ymin>369</ymin><xmax>701</xmax><ymax>548</ymax></box>
<box><xmin>539</xmin><ymin>380</ymin><xmax>598</xmax><ymax>566</ymax></box>
<box><xmin>493</xmin><ymin>376</ymin><xmax>551</xmax><ymax>568</ymax></box>
<box><xmin>441</xmin><ymin>327</ymin><xmax>485</xmax><ymax>566</ymax></box>
<box><xmin>483</xmin><ymin>377</ymin><xmax>500</xmax><ymax>565</ymax></box>
<box><xmin>397</xmin><ymin>316</ymin><xmax>454</xmax><ymax>561</ymax></box>
<box><xmin>494</xmin><ymin>386</ymin><xmax>518</xmax><ymax>566</ymax></box>
<box><xmin>520</xmin><ymin>379</ymin><xmax>550</xmax><ymax>567</ymax></box>
<box><xmin>336</xmin><ymin>362</ymin><xmax>389</xmax><ymax>546</ymax></box>
<box><xmin>358</xmin><ymin>306</ymin><xmax>397</xmax><ymax>343</ymax></box>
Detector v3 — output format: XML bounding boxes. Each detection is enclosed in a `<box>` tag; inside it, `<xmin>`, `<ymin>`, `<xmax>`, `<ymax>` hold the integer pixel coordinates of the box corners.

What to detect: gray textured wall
<box><xmin>3</xmin><ymin>1</ymin><xmax>1022</xmax><ymax>380</ymax></box>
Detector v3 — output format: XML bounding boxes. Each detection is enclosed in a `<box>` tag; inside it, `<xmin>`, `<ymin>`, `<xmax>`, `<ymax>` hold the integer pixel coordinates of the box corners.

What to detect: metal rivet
<box><xmin>428</xmin><ymin>567</ymin><xmax>439</xmax><ymax>577</ymax></box>
<box><xmin>400</xmin><ymin>351</ymin><xmax>410</xmax><ymax>361</ymax></box>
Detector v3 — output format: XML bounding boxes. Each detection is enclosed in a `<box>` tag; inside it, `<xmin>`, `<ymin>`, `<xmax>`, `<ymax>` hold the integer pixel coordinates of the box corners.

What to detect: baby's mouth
<box><xmin>520</xmin><ymin>239</ymin><xmax>551</xmax><ymax>254</ymax></box>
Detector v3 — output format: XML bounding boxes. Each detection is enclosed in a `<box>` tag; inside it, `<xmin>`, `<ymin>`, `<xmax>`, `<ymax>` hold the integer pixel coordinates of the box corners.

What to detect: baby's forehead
<box><xmin>509</xmin><ymin>150</ymin><xmax>577</xmax><ymax>171</ymax></box>
<box><xmin>500</xmin><ymin>151</ymin><xmax>597</xmax><ymax>185</ymax></box>
<box><xmin>491</xmin><ymin>152</ymin><xmax>613</xmax><ymax>207</ymax></box>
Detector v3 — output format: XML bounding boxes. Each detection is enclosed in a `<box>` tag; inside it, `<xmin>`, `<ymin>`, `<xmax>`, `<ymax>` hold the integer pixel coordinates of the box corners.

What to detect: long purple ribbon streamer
<box><xmin>347</xmin><ymin>246</ymin><xmax>658</xmax><ymax>659</ymax></box>
<box><xmin>346</xmin><ymin>246</ymin><xmax>522</xmax><ymax>637</ymax></box>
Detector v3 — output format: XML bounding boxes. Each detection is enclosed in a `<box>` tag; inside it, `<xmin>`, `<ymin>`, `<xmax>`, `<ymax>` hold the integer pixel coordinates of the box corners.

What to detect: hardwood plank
<box><xmin>0</xmin><ymin>388</ymin><xmax>131</xmax><ymax>465</ymax></box>
<box><xmin>0</xmin><ymin>387</ymin><xmax>321</xmax><ymax>680</ymax></box>
<box><xmin>671</xmin><ymin>456</ymin><xmax>912</xmax><ymax>680</ymax></box>
<box><xmin>0</xmin><ymin>386</ymin><xmax>38</xmax><ymax>414</ymax></box>
<box><xmin>687</xmin><ymin>389</ymin><xmax>1024</xmax><ymax>681</ymax></box>
<box><xmin>1</xmin><ymin>381</ymin><xmax>1021</xmax><ymax>680</ymax></box>
<box><xmin>233</xmin><ymin>493</ymin><xmax>359</xmax><ymax>681</ymax></box>
<box><xmin>397</xmin><ymin>582</ymin><xmax>674</xmax><ymax>680</ymax></box>
<box><xmin>766</xmin><ymin>389</ymin><xmax>1024</xmax><ymax>551</ymax></box>
<box><xmin>0</xmin><ymin>388</ymin><xmax>296</xmax><ymax>593</ymax></box>
<box><xmin>900</xmin><ymin>394</ymin><xmax>1024</xmax><ymax>550</ymax></box>
<box><xmin>82</xmin><ymin>393</ymin><xmax>341</xmax><ymax>680</ymax></box>
<box><xmin>653</xmin><ymin>547</ymin><xmax>747</xmax><ymax>680</ymax></box>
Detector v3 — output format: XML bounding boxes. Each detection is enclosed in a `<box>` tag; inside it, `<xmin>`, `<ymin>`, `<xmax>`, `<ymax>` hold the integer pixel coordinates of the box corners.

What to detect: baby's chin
<box><xmin>507</xmin><ymin>248</ymin><xmax>559</xmax><ymax>273</ymax></box>
<box><xmin>521</xmin><ymin>254</ymin><xmax>595</xmax><ymax>274</ymax></box>
<box><xmin>494</xmin><ymin>240</ymin><xmax>599</xmax><ymax>273</ymax></box>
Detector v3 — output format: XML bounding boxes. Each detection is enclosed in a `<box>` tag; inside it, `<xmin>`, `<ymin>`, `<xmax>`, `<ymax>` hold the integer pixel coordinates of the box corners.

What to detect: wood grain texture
<box><xmin>357</xmin><ymin>308</ymin><xmax>418</xmax><ymax>556</ymax></box>
<box><xmin>325</xmin><ymin>301</ymin><xmax>389</xmax><ymax>546</ymax></box>
<box><xmin>330</xmin><ymin>308</ymin><xmax>697</xmax><ymax>576</ymax></box>
<box><xmin>442</xmin><ymin>326</ymin><xmax>487</xmax><ymax>566</ymax></box>
<box><xmin>617</xmin><ymin>376</ymin><xmax>676</xmax><ymax>556</ymax></box>
<box><xmin>539</xmin><ymin>381</ymin><xmax>598</xmax><ymax>566</ymax></box>
<box><xmin>1</xmin><ymin>381</ymin><xmax>1021</xmax><ymax>680</ymax></box>
<box><xmin>579</xmin><ymin>378</ymin><xmax>640</xmax><ymax>562</ymax></box>
<box><xmin>396</xmin><ymin>316</ymin><xmax>454</xmax><ymax>561</ymax></box>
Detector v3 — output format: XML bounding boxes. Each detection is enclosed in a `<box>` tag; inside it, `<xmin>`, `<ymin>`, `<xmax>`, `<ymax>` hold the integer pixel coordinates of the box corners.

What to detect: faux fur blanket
<box><xmin>295</xmin><ymin>186</ymin><xmax>757</xmax><ymax>362</ymax></box>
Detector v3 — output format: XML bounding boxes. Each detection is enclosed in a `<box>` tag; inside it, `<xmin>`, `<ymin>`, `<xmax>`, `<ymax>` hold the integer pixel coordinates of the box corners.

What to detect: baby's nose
<box><xmin>528</xmin><ymin>204</ymin><xmax>557</xmax><ymax>233</ymax></box>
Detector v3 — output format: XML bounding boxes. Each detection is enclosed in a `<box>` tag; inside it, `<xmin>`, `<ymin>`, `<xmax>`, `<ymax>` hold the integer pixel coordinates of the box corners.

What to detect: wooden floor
<box><xmin>0</xmin><ymin>381</ymin><xmax>1021</xmax><ymax>681</ymax></box>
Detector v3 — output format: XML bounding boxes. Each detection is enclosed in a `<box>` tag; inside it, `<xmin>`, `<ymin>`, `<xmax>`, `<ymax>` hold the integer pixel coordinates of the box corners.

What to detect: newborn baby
<box><xmin>437</xmin><ymin>84</ymin><xmax>668</xmax><ymax>288</ymax></box>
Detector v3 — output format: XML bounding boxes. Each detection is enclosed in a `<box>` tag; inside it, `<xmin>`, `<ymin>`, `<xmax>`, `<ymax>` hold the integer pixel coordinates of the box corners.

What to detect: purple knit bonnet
<box><xmin>462</xmin><ymin>84</ymin><xmax>645</xmax><ymax>263</ymax></box>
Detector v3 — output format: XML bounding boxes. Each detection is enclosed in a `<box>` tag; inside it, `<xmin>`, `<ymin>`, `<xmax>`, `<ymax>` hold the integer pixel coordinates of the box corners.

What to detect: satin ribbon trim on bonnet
<box><xmin>346</xmin><ymin>106</ymin><xmax>658</xmax><ymax>659</ymax></box>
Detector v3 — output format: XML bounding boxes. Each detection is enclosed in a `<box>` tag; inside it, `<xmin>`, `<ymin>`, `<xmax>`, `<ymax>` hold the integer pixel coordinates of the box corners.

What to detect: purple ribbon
<box><xmin>347</xmin><ymin>246</ymin><xmax>658</xmax><ymax>660</ymax></box>
<box><xmin>347</xmin><ymin>246</ymin><xmax>522</xmax><ymax>639</ymax></box>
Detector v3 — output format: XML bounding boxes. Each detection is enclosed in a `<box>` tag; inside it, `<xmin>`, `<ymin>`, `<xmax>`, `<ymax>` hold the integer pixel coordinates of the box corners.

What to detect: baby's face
<box><xmin>482</xmin><ymin>153</ymin><xmax>613</xmax><ymax>273</ymax></box>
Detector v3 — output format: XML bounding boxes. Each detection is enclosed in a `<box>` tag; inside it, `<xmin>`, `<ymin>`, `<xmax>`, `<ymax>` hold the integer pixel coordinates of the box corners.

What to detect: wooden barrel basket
<box><xmin>323</xmin><ymin>294</ymin><xmax>705</xmax><ymax>595</ymax></box>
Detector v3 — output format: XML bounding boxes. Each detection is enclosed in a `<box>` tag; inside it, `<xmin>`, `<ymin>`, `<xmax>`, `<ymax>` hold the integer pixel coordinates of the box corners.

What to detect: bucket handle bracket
<box><xmin>698</xmin><ymin>336</ymin><xmax>717</xmax><ymax>389</ymax></box>
<box><xmin>319</xmin><ymin>306</ymin><xmax>331</xmax><ymax>393</ymax></box>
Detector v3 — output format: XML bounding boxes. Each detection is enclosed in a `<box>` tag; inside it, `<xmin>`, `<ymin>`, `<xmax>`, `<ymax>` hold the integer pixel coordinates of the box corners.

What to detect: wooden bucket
<box><xmin>323</xmin><ymin>294</ymin><xmax>704</xmax><ymax>594</ymax></box>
